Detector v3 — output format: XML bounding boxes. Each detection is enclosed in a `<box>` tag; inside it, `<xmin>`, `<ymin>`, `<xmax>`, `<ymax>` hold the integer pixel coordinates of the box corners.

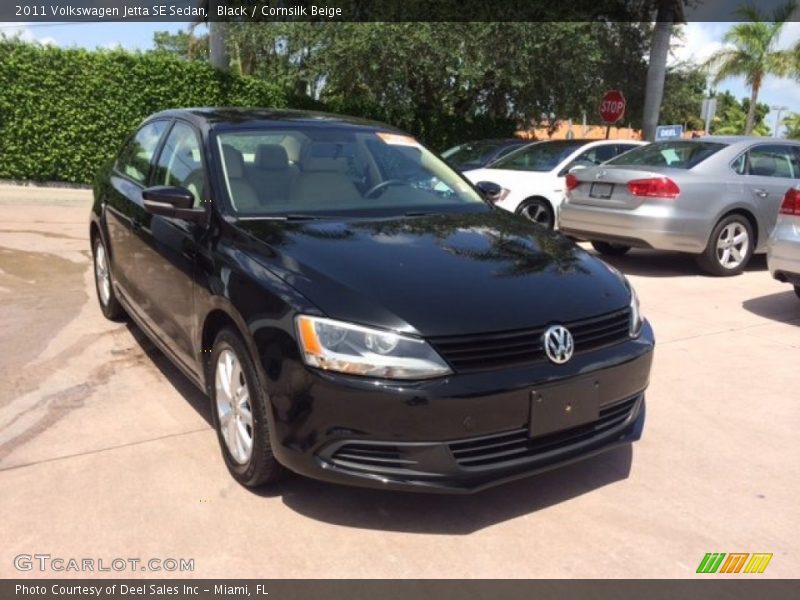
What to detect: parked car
<box><xmin>462</xmin><ymin>139</ymin><xmax>646</xmax><ymax>229</ymax></box>
<box><xmin>559</xmin><ymin>137</ymin><xmax>800</xmax><ymax>276</ymax></box>
<box><xmin>441</xmin><ymin>138</ymin><xmax>528</xmax><ymax>172</ymax></box>
<box><xmin>90</xmin><ymin>108</ymin><xmax>653</xmax><ymax>493</ymax></box>
<box><xmin>767</xmin><ymin>186</ymin><xmax>800</xmax><ymax>298</ymax></box>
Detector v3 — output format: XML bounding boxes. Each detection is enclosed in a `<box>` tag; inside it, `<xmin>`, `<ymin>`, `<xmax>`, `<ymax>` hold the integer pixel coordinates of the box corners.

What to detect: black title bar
<box><xmin>3</xmin><ymin>0</ymin><xmax>798</xmax><ymax>22</ymax></box>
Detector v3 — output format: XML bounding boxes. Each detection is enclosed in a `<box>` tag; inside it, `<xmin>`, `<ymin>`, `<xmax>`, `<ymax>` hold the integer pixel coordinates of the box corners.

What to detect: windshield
<box><xmin>608</xmin><ymin>141</ymin><xmax>725</xmax><ymax>169</ymax></box>
<box><xmin>215</xmin><ymin>127</ymin><xmax>486</xmax><ymax>217</ymax></box>
<box><xmin>490</xmin><ymin>141</ymin><xmax>584</xmax><ymax>172</ymax></box>
<box><xmin>442</xmin><ymin>140</ymin><xmax>513</xmax><ymax>167</ymax></box>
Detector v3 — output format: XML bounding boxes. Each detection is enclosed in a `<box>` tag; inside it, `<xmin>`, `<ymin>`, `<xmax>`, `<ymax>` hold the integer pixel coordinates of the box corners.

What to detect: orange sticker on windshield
<box><xmin>376</xmin><ymin>132</ymin><xmax>421</xmax><ymax>147</ymax></box>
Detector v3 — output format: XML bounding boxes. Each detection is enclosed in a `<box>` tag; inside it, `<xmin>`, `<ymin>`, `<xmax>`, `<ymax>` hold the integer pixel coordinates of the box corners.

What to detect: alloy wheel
<box><xmin>215</xmin><ymin>348</ymin><xmax>254</xmax><ymax>464</ymax></box>
<box><xmin>94</xmin><ymin>242</ymin><xmax>111</xmax><ymax>306</ymax></box>
<box><xmin>518</xmin><ymin>201</ymin><xmax>553</xmax><ymax>228</ymax></box>
<box><xmin>715</xmin><ymin>222</ymin><xmax>749</xmax><ymax>270</ymax></box>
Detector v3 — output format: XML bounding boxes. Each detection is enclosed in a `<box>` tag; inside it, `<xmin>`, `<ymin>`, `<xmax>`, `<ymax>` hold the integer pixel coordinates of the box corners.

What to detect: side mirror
<box><xmin>142</xmin><ymin>186</ymin><xmax>206</xmax><ymax>222</ymax></box>
<box><xmin>558</xmin><ymin>162</ymin><xmax>591</xmax><ymax>177</ymax></box>
<box><xmin>475</xmin><ymin>180</ymin><xmax>504</xmax><ymax>202</ymax></box>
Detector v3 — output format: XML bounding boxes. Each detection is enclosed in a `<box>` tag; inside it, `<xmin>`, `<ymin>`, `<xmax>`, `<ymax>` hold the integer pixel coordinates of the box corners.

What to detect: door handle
<box><xmin>753</xmin><ymin>188</ymin><xmax>769</xmax><ymax>198</ymax></box>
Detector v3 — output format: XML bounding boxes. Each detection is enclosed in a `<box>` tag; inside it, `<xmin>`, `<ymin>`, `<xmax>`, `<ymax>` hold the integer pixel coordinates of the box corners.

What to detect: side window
<box><xmin>731</xmin><ymin>153</ymin><xmax>747</xmax><ymax>175</ymax></box>
<box><xmin>154</xmin><ymin>122</ymin><xmax>205</xmax><ymax>207</ymax></box>
<box><xmin>745</xmin><ymin>145</ymin><xmax>797</xmax><ymax>178</ymax></box>
<box><xmin>616</xmin><ymin>144</ymin><xmax>639</xmax><ymax>156</ymax></box>
<box><xmin>115</xmin><ymin>121</ymin><xmax>168</xmax><ymax>185</ymax></box>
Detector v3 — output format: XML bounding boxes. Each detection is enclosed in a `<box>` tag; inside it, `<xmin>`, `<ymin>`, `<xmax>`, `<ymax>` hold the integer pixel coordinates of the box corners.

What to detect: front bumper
<box><xmin>558</xmin><ymin>201</ymin><xmax>708</xmax><ymax>253</ymax></box>
<box><xmin>268</xmin><ymin>321</ymin><xmax>654</xmax><ymax>493</ymax></box>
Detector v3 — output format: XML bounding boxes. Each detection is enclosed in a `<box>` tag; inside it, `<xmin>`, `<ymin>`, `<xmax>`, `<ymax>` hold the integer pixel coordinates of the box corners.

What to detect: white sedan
<box><xmin>464</xmin><ymin>139</ymin><xmax>646</xmax><ymax>229</ymax></box>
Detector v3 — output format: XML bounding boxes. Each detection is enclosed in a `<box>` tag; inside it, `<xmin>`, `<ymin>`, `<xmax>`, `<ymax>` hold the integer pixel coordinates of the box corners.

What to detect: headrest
<box><xmin>303</xmin><ymin>156</ymin><xmax>349</xmax><ymax>172</ymax></box>
<box><xmin>750</xmin><ymin>155</ymin><xmax>777</xmax><ymax>177</ymax></box>
<box><xmin>255</xmin><ymin>144</ymin><xmax>289</xmax><ymax>170</ymax></box>
<box><xmin>222</xmin><ymin>145</ymin><xmax>244</xmax><ymax>178</ymax></box>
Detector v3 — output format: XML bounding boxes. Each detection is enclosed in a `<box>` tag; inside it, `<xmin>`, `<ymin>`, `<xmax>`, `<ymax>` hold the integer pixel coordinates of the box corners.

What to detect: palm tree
<box><xmin>705</xmin><ymin>1</ymin><xmax>797</xmax><ymax>135</ymax></box>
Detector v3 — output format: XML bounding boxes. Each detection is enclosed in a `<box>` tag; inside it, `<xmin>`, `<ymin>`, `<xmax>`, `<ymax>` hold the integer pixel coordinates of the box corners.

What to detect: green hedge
<box><xmin>0</xmin><ymin>40</ymin><xmax>517</xmax><ymax>184</ymax></box>
<box><xmin>0</xmin><ymin>40</ymin><xmax>287</xmax><ymax>183</ymax></box>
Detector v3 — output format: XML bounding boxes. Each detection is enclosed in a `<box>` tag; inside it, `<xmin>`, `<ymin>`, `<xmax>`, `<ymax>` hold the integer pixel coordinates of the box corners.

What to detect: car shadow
<box><xmin>588</xmin><ymin>248</ymin><xmax>768</xmax><ymax>278</ymax></box>
<box><xmin>267</xmin><ymin>445</ymin><xmax>632</xmax><ymax>534</ymax></box>
<box><xmin>742</xmin><ymin>290</ymin><xmax>800</xmax><ymax>325</ymax></box>
<box><xmin>122</xmin><ymin>322</ymin><xmax>633</xmax><ymax>534</ymax></box>
<box><xmin>124</xmin><ymin>321</ymin><xmax>213</xmax><ymax>426</ymax></box>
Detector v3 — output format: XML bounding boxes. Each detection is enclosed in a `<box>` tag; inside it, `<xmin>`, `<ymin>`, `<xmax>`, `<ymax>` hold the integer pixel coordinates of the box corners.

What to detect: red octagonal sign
<box><xmin>599</xmin><ymin>90</ymin><xmax>626</xmax><ymax>124</ymax></box>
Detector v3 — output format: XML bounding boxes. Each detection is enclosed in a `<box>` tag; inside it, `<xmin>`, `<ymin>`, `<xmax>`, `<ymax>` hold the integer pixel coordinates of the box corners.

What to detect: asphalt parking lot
<box><xmin>0</xmin><ymin>184</ymin><xmax>798</xmax><ymax>578</ymax></box>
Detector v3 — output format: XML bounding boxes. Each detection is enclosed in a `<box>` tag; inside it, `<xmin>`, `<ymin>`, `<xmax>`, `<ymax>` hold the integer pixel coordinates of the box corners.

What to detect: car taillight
<box><xmin>565</xmin><ymin>173</ymin><xmax>580</xmax><ymax>191</ymax></box>
<box><xmin>779</xmin><ymin>188</ymin><xmax>800</xmax><ymax>215</ymax></box>
<box><xmin>626</xmin><ymin>177</ymin><xmax>680</xmax><ymax>199</ymax></box>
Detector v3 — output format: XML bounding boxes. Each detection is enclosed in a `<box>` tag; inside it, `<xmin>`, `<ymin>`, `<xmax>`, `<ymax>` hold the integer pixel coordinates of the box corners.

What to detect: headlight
<box><xmin>295</xmin><ymin>315</ymin><xmax>452</xmax><ymax>380</ymax></box>
<box><xmin>629</xmin><ymin>283</ymin><xmax>643</xmax><ymax>337</ymax></box>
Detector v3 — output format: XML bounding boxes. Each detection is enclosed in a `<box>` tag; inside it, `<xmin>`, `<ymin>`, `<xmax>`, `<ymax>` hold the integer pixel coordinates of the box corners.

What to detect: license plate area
<box><xmin>529</xmin><ymin>378</ymin><xmax>599</xmax><ymax>437</ymax></box>
<box><xmin>589</xmin><ymin>182</ymin><xmax>614</xmax><ymax>199</ymax></box>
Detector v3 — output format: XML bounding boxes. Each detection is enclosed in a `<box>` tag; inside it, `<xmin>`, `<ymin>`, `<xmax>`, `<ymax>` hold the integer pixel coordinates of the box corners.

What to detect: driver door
<box><xmin>132</xmin><ymin>120</ymin><xmax>208</xmax><ymax>374</ymax></box>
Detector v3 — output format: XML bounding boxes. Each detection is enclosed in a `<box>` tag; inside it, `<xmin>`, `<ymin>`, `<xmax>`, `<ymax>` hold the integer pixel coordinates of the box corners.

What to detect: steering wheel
<box><xmin>364</xmin><ymin>179</ymin><xmax>408</xmax><ymax>198</ymax></box>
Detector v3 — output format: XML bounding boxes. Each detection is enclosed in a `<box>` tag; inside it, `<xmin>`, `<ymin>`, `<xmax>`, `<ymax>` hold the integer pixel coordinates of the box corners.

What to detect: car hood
<box><xmin>236</xmin><ymin>210</ymin><xmax>630</xmax><ymax>337</ymax></box>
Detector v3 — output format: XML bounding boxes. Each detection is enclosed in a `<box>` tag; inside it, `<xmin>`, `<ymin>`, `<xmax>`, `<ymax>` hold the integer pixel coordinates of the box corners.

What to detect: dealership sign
<box><xmin>655</xmin><ymin>125</ymin><xmax>684</xmax><ymax>141</ymax></box>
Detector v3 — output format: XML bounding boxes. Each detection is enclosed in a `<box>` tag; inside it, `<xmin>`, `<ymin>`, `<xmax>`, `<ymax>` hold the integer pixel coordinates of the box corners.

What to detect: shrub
<box><xmin>0</xmin><ymin>40</ymin><xmax>286</xmax><ymax>183</ymax></box>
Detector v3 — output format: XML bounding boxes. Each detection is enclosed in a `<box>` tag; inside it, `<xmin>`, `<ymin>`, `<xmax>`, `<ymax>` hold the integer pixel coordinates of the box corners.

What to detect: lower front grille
<box><xmin>448</xmin><ymin>396</ymin><xmax>639</xmax><ymax>469</ymax></box>
<box><xmin>330</xmin><ymin>443</ymin><xmax>418</xmax><ymax>471</ymax></box>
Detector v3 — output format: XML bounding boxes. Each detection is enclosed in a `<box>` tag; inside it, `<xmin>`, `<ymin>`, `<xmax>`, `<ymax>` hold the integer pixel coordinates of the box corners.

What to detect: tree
<box><xmin>642</xmin><ymin>0</ymin><xmax>685</xmax><ymax>141</ymax></box>
<box><xmin>783</xmin><ymin>112</ymin><xmax>800</xmax><ymax>139</ymax></box>
<box><xmin>705</xmin><ymin>0</ymin><xmax>796</xmax><ymax>134</ymax></box>
<box><xmin>660</xmin><ymin>63</ymin><xmax>707</xmax><ymax>130</ymax></box>
<box><xmin>153</xmin><ymin>30</ymin><xmax>208</xmax><ymax>61</ymax></box>
<box><xmin>711</xmin><ymin>91</ymin><xmax>771</xmax><ymax>135</ymax></box>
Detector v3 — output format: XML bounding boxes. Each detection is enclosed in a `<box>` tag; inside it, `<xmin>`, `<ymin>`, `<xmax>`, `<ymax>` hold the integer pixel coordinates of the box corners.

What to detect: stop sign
<box><xmin>599</xmin><ymin>90</ymin><xmax>626</xmax><ymax>124</ymax></box>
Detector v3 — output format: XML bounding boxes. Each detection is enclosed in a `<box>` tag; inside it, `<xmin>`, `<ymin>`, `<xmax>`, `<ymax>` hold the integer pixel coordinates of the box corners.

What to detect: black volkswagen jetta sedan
<box><xmin>90</xmin><ymin>108</ymin><xmax>654</xmax><ymax>493</ymax></box>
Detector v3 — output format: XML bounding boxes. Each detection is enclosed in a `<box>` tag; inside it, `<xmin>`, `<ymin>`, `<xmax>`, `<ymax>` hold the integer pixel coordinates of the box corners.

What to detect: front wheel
<box><xmin>210</xmin><ymin>328</ymin><xmax>282</xmax><ymax>488</ymax></box>
<box><xmin>92</xmin><ymin>235</ymin><xmax>125</xmax><ymax>321</ymax></box>
<box><xmin>591</xmin><ymin>241</ymin><xmax>631</xmax><ymax>256</ymax></box>
<box><xmin>516</xmin><ymin>198</ymin><xmax>554</xmax><ymax>229</ymax></box>
<box><xmin>696</xmin><ymin>215</ymin><xmax>754</xmax><ymax>276</ymax></box>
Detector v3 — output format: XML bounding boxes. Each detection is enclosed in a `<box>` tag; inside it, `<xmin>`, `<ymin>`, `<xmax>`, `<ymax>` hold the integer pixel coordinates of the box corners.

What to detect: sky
<box><xmin>1</xmin><ymin>20</ymin><xmax>798</xmax><ymax>135</ymax></box>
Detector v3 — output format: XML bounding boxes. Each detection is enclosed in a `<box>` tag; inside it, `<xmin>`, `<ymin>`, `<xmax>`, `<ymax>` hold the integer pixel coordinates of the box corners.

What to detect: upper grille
<box><xmin>448</xmin><ymin>395</ymin><xmax>639</xmax><ymax>469</ymax></box>
<box><xmin>429</xmin><ymin>308</ymin><xmax>631</xmax><ymax>373</ymax></box>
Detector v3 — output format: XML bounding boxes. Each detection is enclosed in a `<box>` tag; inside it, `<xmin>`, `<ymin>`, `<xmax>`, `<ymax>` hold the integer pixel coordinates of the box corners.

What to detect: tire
<box><xmin>92</xmin><ymin>235</ymin><xmax>125</xmax><ymax>321</ymax></box>
<box><xmin>516</xmin><ymin>198</ymin><xmax>555</xmax><ymax>229</ymax></box>
<box><xmin>695</xmin><ymin>215</ymin><xmax>754</xmax><ymax>277</ymax></box>
<box><xmin>591</xmin><ymin>241</ymin><xmax>631</xmax><ymax>256</ymax></box>
<box><xmin>209</xmin><ymin>327</ymin><xmax>282</xmax><ymax>488</ymax></box>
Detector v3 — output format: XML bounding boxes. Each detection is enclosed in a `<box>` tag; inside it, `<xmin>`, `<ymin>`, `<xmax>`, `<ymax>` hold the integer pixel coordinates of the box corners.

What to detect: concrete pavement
<box><xmin>0</xmin><ymin>184</ymin><xmax>797</xmax><ymax>578</ymax></box>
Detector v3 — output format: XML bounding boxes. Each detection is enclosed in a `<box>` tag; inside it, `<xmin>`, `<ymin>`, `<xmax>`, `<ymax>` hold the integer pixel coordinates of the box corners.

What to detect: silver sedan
<box><xmin>559</xmin><ymin>137</ymin><xmax>800</xmax><ymax>276</ymax></box>
<box><xmin>767</xmin><ymin>186</ymin><xmax>800</xmax><ymax>299</ymax></box>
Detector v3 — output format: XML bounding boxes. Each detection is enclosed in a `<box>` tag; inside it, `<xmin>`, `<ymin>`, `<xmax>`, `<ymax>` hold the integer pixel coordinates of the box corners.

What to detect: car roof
<box><xmin>691</xmin><ymin>135</ymin><xmax>800</xmax><ymax>147</ymax></box>
<box><xmin>145</xmin><ymin>107</ymin><xmax>405</xmax><ymax>133</ymax></box>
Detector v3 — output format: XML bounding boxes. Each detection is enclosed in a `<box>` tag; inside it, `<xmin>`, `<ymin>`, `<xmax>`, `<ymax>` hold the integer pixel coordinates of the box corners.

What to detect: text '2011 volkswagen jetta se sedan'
<box><xmin>90</xmin><ymin>108</ymin><xmax>654</xmax><ymax>493</ymax></box>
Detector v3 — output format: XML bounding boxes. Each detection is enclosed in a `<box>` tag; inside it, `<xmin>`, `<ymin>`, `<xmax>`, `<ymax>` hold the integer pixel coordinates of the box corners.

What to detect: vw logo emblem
<box><xmin>595</xmin><ymin>170</ymin><xmax>606</xmax><ymax>180</ymax></box>
<box><xmin>543</xmin><ymin>325</ymin><xmax>574</xmax><ymax>364</ymax></box>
